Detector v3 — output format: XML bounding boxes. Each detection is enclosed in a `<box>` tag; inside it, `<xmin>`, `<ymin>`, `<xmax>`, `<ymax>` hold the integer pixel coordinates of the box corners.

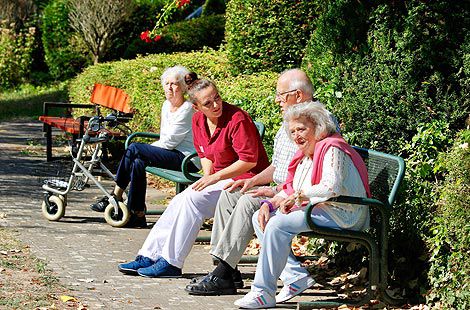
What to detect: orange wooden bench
<box><xmin>39</xmin><ymin>84</ymin><xmax>133</xmax><ymax>161</ymax></box>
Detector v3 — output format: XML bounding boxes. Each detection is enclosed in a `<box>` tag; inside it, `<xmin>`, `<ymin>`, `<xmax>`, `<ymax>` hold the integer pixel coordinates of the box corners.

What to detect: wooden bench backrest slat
<box><xmin>90</xmin><ymin>83</ymin><xmax>132</xmax><ymax>114</ymax></box>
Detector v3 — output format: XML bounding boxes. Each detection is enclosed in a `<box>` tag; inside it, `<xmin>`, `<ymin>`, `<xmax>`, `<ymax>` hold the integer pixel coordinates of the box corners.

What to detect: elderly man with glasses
<box><xmin>185</xmin><ymin>69</ymin><xmax>339</xmax><ymax>301</ymax></box>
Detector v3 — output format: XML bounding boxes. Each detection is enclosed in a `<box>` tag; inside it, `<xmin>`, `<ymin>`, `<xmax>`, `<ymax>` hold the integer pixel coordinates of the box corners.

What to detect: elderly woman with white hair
<box><xmin>235</xmin><ymin>101</ymin><xmax>371</xmax><ymax>309</ymax></box>
<box><xmin>90</xmin><ymin>65</ymin><xmax>199</xmax><ymax>228</ymax></box>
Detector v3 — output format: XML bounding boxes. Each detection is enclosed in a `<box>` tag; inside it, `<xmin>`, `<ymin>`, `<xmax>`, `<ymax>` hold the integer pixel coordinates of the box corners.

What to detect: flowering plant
<box><xmin>139</xmin><ymin>0</ymin><xmax>190</xmax><ymax>43</ymax></box>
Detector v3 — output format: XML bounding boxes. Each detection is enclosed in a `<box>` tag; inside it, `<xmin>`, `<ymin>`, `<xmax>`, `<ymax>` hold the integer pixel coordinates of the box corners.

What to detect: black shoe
<box><xmin>188</xmin><ymin>270</ymin><xmax>244</xmax><ymax>289</ymax></box>
<box><xmin>126</xmin><ymin>214</ymin><xmax>147</xmax><ymax>228</ymax></box>
<box><xmin>90</xmin><ymin>196</ymin><xmax>109</xmax><ymax>212</ymax></box>
<box><xmin>185</xmin><ymin>274</ymin><xmax>237</xmax><ymax>295</ymax></box>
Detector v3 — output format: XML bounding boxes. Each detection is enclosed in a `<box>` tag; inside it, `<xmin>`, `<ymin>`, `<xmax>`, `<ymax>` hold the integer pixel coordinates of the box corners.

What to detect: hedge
<box><xmin>69</xmin><ymin>49</ymin><xmax>279</xmax><ymax>157</ymax></box>
<box><xmin>122</xmin><ymin>14</ymin><xmax>225</xmax><ymax>59</ymax></box>
<box><xmin>225</xmin><ymin>0</ymin><xmax>316</xmax><ymax>74</ymax></box>
<box><xmin>427</xmin><ymin>130</ymin><xmax>470</xmax><ymax>309</ymax></box>
<box><xmin>302</xmin><ymin>0</ymin><xmax>469</xmax><ymax>302</ymax></box>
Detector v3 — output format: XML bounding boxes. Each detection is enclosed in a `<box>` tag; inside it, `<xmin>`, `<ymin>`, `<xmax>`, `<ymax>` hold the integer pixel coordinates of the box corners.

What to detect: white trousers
<box><xmin>138</xmin><ymin>179</ymin><xmax>232</xmax><ymax>269</ymax></box>
<box><xmin>251</xmin><ymin>207</ymin><xmax>340</xmax><ymax>297</ymax></box>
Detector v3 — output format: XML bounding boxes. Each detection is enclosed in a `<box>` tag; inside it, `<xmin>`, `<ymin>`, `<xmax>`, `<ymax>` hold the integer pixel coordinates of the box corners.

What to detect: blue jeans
<box><xmin>114</xmin><ymin>143</ymin><xmax>197</xmax><ymax>212</ymax></box>
<box><xmin>251</xmin><ymin>207</ymin><xmax>340</xmax><ymax>298</ymax></box>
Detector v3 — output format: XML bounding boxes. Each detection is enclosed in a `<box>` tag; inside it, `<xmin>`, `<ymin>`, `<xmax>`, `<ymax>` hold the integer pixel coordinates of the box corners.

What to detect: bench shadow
<box><xmin>61</xmin><ymin>215</ymin><xmax>106</xmax><ymax>224</ymax></box>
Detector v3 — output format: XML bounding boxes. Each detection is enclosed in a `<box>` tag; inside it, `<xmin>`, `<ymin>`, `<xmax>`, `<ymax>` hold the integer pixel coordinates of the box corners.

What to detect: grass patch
<box><xmin>0</xmin><ymin>227</ymin><xmax>76</xmax><ymax>309</ymax></box>
<box><xmin>0</xmin><ymin>82</ymin><xmax>69</xmax><ymax>121</ymax></box>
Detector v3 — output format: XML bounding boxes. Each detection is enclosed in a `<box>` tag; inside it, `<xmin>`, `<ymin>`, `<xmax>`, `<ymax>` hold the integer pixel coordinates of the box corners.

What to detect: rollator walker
<box><xmin>41</xmin><ymin>114</ymin><xmax>131</xmax><ymax>227</ymax></box>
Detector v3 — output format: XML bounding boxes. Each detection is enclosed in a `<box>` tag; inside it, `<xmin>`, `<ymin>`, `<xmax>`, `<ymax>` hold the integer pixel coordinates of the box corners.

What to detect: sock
<box><xmin>212</xmin><ymin>258</ymin><xmax>235</xmax><ymax>280</ymax></box>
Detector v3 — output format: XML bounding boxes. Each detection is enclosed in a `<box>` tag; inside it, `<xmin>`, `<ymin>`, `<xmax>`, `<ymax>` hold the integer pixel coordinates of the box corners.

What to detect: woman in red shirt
<box><xmin>118</xmin><ymin>74</ymin><xmax>270</xmax><ymax>278</ymax></box>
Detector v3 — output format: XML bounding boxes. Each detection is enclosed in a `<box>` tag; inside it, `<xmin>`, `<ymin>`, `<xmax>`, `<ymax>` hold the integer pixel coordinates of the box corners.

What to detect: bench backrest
<box><xmin>90</xmin><ymin>83</ymin><xmax>133</xmax><ymax>114</ymax></box>
<box><xmin>353</xmin><ymin>147</ymin><xmax>405</xmax><ymax>207</ymax></box>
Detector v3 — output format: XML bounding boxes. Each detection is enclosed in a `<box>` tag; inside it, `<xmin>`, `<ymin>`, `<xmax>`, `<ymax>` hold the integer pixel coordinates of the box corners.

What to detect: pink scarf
<box><xmin>282</xmin><ymin>133</ymin><xmax>371</xmax><ymax>198</ymax></box>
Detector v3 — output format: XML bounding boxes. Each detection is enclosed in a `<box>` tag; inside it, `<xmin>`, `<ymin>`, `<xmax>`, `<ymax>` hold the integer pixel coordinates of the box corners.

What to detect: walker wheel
<box><xmin>104</xmin><ymin>201</ymin><xmax>130</xmax><ymax>228</ymax></box>
<box><xmin>41</xmin><ymin>195</ymin><xmax>65</xmax><ymax>221</ymax></box>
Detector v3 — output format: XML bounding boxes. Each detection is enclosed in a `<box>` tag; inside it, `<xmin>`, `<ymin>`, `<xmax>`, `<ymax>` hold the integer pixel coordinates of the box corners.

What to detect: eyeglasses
<box><xmin>275</xmin><ymin>89</ymin><xmax>297</xmax><ymax>101</ymax></box>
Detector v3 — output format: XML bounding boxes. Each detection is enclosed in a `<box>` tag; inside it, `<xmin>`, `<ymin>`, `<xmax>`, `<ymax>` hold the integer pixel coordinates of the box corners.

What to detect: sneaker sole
<box><xmin>137</xmin><ymin>272</ymin><xmax>182</xmax><ymax>278</ymax></box>
<box><xmin>276</xmin><ymin>277</ymin><xmax>315</xmax><ymax>303</ymax></box>
<box><xmin>118</xmin><ymin>266</ymin><xmax>139</xmax><ymax>275</ymax></box>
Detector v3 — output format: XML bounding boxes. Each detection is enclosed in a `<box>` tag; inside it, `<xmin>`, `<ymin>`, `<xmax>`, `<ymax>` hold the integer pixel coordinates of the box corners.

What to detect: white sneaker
<box><xmin>234</xmin><ymin>290</ymin><xmax>276</xmax><ymax>309</ymax></box>
<box><xmin>275</xmin><ymin>276</ymin><xmax>315</xmax><ymax>303</ymax></box>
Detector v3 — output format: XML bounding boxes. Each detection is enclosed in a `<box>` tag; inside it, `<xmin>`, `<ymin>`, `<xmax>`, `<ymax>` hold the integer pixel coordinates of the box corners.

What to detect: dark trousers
<box><xmin>114</xmin><ymin>143</ymin><xmax>196</xmax><ymax>212</ymax></box>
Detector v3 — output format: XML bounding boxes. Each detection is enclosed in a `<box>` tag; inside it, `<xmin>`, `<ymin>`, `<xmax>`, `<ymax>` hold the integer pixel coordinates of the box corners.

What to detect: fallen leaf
<box><xmin>60</xmin><ymin>295</ymin><xmax>78</xmax><ymax>302</ymax></box>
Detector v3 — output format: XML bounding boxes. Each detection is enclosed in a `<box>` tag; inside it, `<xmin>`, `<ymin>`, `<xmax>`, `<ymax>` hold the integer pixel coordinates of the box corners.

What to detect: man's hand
<box><xmin>224</xmin><ymin>178</ymin><xmax>255</xmax><ymax>193</ymax></box>
<box><xmin>258</xmin><ymin>203</ymin><xmax>271</xmax><ymax>232</ymax></box>
<box><xmin>192</xmin><ymin>174</ymin><xmax>220</xmax><ymax>191</ymax></box>
<box><xmin>245</xmin><ymin>186</ymin><xmax>276</xmax><ymax>198</ymax></box>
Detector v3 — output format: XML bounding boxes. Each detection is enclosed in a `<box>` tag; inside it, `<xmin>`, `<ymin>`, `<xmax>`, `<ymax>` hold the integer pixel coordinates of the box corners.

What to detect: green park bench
<box><xmin>297</xmin><ymin>147</ymin><xmax>405</xmax><ymax>308</ymax></box>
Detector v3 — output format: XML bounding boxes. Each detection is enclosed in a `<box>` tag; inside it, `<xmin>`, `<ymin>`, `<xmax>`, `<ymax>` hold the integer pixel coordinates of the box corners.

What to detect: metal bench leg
<box><xmin>176</xmin><ymin>183</ymin><xmax>187</xmax><ymax>194</ymax></box>
<box><xmin>45</xmin><ymin>124</ymin><xmax>53</xmax><ymax>162</ymax></box>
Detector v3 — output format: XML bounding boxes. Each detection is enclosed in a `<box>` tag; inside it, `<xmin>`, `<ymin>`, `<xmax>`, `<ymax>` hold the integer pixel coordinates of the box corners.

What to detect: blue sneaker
<box><xmin>137</xmin><ymin>257</ymin><xmax>182</xmax><ymax>278</ymax></box>
<box><xmin>118</xmin><ymin>255</ymin><xmax>155</xmax><ymax>275</ymax></box>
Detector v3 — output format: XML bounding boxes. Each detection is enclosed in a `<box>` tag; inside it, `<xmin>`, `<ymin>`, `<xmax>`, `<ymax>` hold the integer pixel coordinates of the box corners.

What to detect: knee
<box><xmin>235</xmin><ymin>195</ymin><xmax>259</xmax><ymax>216</ymax></box>
<box><xmin>265</xmin><ymin>215</ymin><xmax>289</xmax><ymax>233</ymax></box>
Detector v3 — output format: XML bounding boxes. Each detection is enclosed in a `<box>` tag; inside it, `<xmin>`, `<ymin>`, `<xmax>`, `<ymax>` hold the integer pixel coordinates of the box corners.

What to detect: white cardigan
<box><xmin>277</xmin><ymin>146</ymin><xmax>369</xmax><ymax>230</ymax></box>
<box><xmin>151</xmin><ymin>100</ymin><xmax>195</xmax><ymax>157</ymax></box>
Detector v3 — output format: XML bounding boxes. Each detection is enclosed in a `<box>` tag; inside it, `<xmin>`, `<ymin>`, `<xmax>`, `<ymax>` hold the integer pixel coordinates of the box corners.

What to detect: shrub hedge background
<box><xmin>225</xmin><ymin>0</ymin><xmax>316</xmax><ymax>74</ymax></box>
<box><xmin>122</xmin><ymin>15</ymin><xmax>225</xmax><ymax>59</ymax></box>
<box><xmin>427</xmin><ymin>130</ymin><xmax>470</xmax><ymax>309</ymax></box>
<box><xmin>41</xmin><ymin>0</ymin><xmax>91</xmax><ymax>80</ymax></box>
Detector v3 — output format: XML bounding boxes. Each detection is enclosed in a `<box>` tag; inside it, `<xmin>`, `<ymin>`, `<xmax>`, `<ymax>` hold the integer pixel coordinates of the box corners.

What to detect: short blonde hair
<box><xmin>284</xmin><ymin>101</ymin><xmax>336</xmax><ymax>140</ymax></box>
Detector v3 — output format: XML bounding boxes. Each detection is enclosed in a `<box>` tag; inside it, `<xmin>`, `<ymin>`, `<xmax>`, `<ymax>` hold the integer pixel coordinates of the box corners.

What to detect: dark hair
<box><xmin>185</xmin><ymin>72</ymin><xmax>218</xmax><ymax>103</ymax></box>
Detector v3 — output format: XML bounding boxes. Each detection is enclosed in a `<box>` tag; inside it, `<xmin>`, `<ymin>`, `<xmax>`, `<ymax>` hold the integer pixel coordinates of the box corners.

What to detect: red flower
<box><xmin>177</xmin><ymin>0</ymin><xmax>190</xmax><ymax>8</ymax></box>
<box><xmin>154</xmin><ymin>35</ymin><xmax>162</xmax><ymax>42</ymax></box>
<box><xmin>140</xmin><ymin>30</ymin><xmax>152</xmax><ymax>43</ymax></box>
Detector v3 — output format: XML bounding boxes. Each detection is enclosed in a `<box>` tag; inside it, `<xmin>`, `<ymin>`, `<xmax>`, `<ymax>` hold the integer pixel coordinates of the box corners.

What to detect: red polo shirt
<box><xmin>192</xmin><ymin>102</ymin><xmax>269</xmax><ymax>180</ymax></box>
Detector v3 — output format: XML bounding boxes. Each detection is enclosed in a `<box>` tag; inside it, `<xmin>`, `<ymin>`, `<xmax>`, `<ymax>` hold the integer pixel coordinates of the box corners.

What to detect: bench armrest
<box><xmin>125</xmin><ymin>132</ymin><xmax>160</xmax><ymax>149</ymax></box>
<box><xmin>181</xmin><ymin>151</ymin><xmax>201</xmax><ymax>182</ymax></box>
<box><xmin>304</xmin><ymin>196</ymin><xmax>390</xmax><ymax>232</ymax></box>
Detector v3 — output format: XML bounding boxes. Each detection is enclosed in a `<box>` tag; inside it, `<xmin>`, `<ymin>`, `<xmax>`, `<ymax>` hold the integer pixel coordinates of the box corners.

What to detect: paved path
<box><xmin>0</xmin><ymin>119</ymin><xmax>322</xmax><ymax>310</ymax></box>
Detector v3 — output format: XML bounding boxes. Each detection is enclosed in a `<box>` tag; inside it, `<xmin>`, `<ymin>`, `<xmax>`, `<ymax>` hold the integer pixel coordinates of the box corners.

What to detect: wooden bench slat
<box><xmin>39</xmin><ymin>116</ymin><xmax>82</xmax><ymax>134</ymax></box>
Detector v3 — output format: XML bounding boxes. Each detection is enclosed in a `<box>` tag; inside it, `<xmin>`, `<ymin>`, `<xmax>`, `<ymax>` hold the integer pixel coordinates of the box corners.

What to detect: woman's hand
<box><xmin>258</xmin><ymin>203</ymin><xmax>271</xmax><ymax>232</ymax></box>
<box><xmin>192</xmin><ymin>174</ymin><xmax>221</xmax><ymax>191</ymax></box>
<box><xmin>279</xmin><ymin>194</ymin><xmax>296</xmax><ymax>214</ymax></box>
<box><xmin>245</xmin><ymin>186</ymin><xmax>276</xmax><ymax>198</ymax></box>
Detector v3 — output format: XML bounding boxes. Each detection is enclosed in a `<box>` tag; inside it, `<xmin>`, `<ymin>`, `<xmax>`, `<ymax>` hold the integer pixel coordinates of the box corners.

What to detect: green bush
<box><xmin>68</xmin><ymin>49</ymin><xmax>279</xmax><ymax>156</ymax></box>
<box><xmin>225</xmin><ymin>0</ymin><xmax>317</xmax><ymax>74</ymax></box>
<box><xmin>202</xmin><ymin>0</ymin><xmax>226</xmax><ymax>15</ymax></box>
<box><xmin>41</xmin><ymin>0</ymin><xmax>90</xmax><ymax>79</ymax></box>
<box><xmin>0</xmin><ymin>24</ymin><xmax>35</xmax><ymax>89</ymax></box>
<box><xmin>302</xmin><ymin>0</ymin><xmax>469</xmax><ymax>300</ymax></box>
<box><xmin>427</xmin><ymin>130</ymin><xmax>470</xmax><ymax>309</ymax></box>
<box><xmin>123</xmin><ymin>14</ymin><xmax>225</xmax><ymax>59</ymax></box>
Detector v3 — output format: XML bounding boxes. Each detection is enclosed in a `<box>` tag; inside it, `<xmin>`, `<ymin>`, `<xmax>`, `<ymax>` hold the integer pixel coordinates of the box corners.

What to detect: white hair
<box><xmin>160</xmin><ymin>65</ymin><xmax>190</xmax><ymax>91</ymax></box>
<box><xmin>284</xmin><ymin>100</ymin><xmax>337</xmax><ymax>140</ymax></box>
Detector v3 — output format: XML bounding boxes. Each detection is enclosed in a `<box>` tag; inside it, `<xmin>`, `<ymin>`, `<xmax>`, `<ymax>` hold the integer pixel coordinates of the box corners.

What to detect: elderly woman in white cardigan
<box><xmin>235</xmin><ymin>101</ymin><xmax>371</xmax><ymax>309</ymax></box>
